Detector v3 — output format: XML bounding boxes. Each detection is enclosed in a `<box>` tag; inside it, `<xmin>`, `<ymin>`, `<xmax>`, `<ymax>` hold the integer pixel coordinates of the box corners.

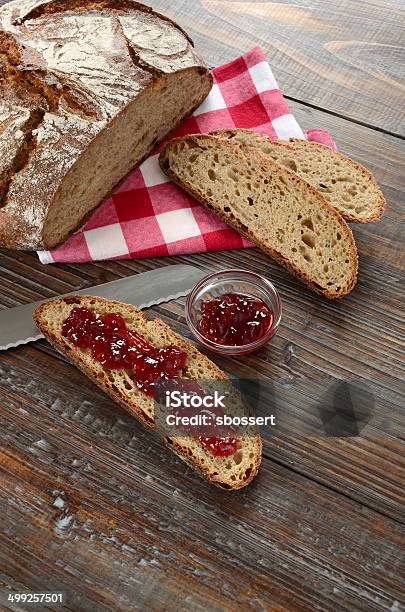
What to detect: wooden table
<box><xmin>1</xmin><ymin>1</ymin><xmax>404</xmax><ymax>610</ymax></box>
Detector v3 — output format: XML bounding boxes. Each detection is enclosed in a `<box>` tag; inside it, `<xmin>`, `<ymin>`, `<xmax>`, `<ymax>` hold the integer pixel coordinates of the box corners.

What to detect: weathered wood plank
<box><xmin>0</xmin><ymin>349</ymin><xmax>404</xmax><ymax>611</ymax></box>
<box><xmin>149</xmin><ymin>0</ymin><xmax>405</xmax><ymax>136</ymax></box>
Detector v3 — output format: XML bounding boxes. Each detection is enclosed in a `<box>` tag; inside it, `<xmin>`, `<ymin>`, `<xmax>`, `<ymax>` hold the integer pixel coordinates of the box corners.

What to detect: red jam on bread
<box><xmin>199</xmin><ymin>436</ymin><xmax>238</xmax><ymax>456</ymax></box>
<box><xmin>62</xmin><ymin>307</ymin><xmax>186</xmax><ymax>396</ymax></box>
<box><xmin>62</xmin><ymin>307</ymin><xmax>237</xmax><ymax>456</ymax></box>
<box><xmin>198</xmin><ymin>293</ymin><xmax>273</xmax><ymax>346</ymax></box>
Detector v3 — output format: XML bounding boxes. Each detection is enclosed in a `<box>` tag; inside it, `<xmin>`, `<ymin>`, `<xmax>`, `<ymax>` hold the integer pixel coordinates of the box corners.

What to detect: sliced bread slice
<box><xmin>159</xmin><ymin>134</ymin><xmax>358</xmax><ymax>298</ymax></box>
<box><xmin>212</xmin><ymin>129</ymin><xmax>385</xmax><ymax>223</ymax></box>
<box><xmin>34</xmin><ymin>295</ymin><xmax>262</xmax><ymax>490</ymax></box>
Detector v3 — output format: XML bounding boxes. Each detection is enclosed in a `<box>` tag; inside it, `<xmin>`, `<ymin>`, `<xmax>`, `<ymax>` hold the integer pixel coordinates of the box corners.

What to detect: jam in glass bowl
<box><xmin>186</xmin><ymin>269</ymin><xmax>282</xmax><ymax>355</ymax></box>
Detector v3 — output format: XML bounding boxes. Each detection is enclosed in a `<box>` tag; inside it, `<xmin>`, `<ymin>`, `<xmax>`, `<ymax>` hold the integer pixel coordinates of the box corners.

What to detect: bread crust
<box><xmin>12</xmin><ymin>1</ymin><xmax>196</xmax><ymax>46</ymax></box>
<box><xmin>159</xmin><ymin>134</ymin><xmax>358</xmax><ymax>299</ymax></box>
<box><xmin>212</xmin><ymin>129</ymin><xmax>385</xmax><ymax>223</ymax></box>
<box><xmin>0</xmin><ymin>0</ymin><xmax>213</xmax><ymax>250</ymax></box>
<box><xmin>34</xmin><ymin>295</ymin><xmax>262</xmax><ymax>490</ymax></box>
<box><xmin>0</xmin><ymin>72</ymin><xmax>211</xmax><ymax>251</ymax></box>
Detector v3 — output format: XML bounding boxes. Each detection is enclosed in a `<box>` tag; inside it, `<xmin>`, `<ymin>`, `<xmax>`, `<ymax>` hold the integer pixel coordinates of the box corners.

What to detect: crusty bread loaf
<box><xmin>34</xmin><ymin>295</ymin><xmax>262</xmax><ymax>490</ymax></box>
<box><xmin>159</xmin><ymin>135</ymin><xmax>358</xmax><ymax>298</ymax></box>
<box><xmin>0</xmin><ymin>0</ymin><xmax>213</xmax><ymax>250</ymax></box>
<box><xmin>212</xmin><ymin>129</ymin><xmax>385</xmax><ymax>223</ymax></box>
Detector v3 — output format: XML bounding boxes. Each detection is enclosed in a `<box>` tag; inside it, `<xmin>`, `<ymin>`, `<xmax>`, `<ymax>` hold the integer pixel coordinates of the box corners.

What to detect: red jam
<box><xmin>199</xmin><ymin>437</ymin><xmax>238</xmax><ymax>456</ymax></box>
<box><xmin>62</xmin><ymin>307</ymin><xmax>237</xmax><ymax>456</ymax></box>
<box><xmin>198</xmin><ymin>293</ymin><xmax>273</xmax><ymax>346</ymax></box>
<box><xmin>62</xmin><ymin>307</ymin><xmax>186</xmax><ymax>397</ymax></box>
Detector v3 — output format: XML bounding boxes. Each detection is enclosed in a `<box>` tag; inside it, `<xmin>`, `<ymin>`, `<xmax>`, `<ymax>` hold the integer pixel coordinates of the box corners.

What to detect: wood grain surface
<box><xmin>0</xmin><ymin>0</ymin><xmax>404</xmax><ymax>610</ymax></box>
<box><xmin>149</xmin><ymin>0</ymin><xmax>405</xmax><ymax>137</ymax></box>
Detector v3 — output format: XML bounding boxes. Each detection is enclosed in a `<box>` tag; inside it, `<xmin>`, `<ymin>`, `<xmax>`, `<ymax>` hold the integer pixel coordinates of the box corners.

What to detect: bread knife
<box><xmin>0</xmin><ymin>264</ymin><xmax>206</xmax><ymax>351</ymax></box>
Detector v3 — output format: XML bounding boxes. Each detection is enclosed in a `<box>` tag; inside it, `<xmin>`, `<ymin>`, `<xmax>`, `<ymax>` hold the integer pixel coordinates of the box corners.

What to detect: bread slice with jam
<box><xmin>34</xmin><ymin>295</ymin><xmax>262</xmax><ymax>490</ymax></box>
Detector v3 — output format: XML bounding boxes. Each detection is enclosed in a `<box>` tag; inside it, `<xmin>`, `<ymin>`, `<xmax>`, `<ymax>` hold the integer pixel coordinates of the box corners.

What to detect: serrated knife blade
<box><xmin>0</xmin><ymin>264</ymin><xmax>206</xmax><ymax>351</ymax></box>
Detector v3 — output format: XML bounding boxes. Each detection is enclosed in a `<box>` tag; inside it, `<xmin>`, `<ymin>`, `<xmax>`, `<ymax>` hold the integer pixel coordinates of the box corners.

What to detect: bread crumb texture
<box><xmin>212</xmin><ymin>129</ymin><xmax>385</xmax><ymax>223</ymax></box>
<box><xmin>34</xmin><ymin>295</ymin><xmax>262</xmax><ymax>490</ymax></box>
<box><xmin>160</xmin><ymin>134</ymin><xmax>358</xmax><ymax>299</ymax></box>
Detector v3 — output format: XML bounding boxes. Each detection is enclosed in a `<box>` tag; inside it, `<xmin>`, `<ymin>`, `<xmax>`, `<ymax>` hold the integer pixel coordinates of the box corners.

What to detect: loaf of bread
<box><xmin>34</xmin><ymin>295</ymin><xmax>262</xmax><ymax>489</ymax></box>
<box><xmin>159</xmin><ymin>135</ymin><xmax>358</xmax><ymax>298</ymax></box>
<box><xmin>212</xmin><ymin>129</ymin><xmax>385</xmax><ymax>223</ymax></box>
<box><xmin>0</xmin><ymin>0</ymin><xmax>213</xmax><ymax>250</ymax></box>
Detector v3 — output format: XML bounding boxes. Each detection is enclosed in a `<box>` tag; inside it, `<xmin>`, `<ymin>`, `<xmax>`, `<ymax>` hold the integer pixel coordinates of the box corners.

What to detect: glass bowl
<box><xmin>185</xmin><ymin>269</ymin><xmax>282</xmax><ymax>355</ymax></box>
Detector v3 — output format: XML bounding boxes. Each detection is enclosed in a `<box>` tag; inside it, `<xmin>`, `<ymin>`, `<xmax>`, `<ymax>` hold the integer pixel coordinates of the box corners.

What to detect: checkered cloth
<box><xmin>38</xmin><ymin>47</ymin><xmax>335</xmax><ymax>264</ymax></box>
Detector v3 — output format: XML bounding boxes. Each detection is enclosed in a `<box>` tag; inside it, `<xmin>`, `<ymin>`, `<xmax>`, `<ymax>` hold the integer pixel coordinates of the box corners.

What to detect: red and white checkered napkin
<box><xmin>38</xmin><ymin>47</ymin><xmax>335</xmax><ymax>264</ymax></box>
